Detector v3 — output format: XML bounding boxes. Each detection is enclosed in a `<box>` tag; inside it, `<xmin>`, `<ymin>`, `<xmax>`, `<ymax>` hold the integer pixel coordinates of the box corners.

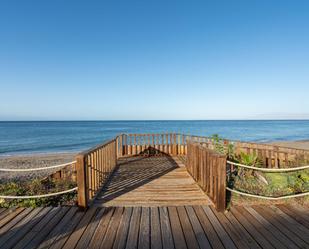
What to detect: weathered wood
<box><xmin>186</xmin><ymin>142</ymin><xmax>227</xmax><ymax>211</ymax></box>
<box><xmin>76</xmin><ymin>139</ymin><xmax>118</xmax><ymax>208</ymax></box>
<box><xmin>0</xmin><ymin>205</ymin><xmax>308</xmax><ymax>249</ymax></box>
<box><xmin>76</xmin><ymin>154</ymin><xmax>88</xmax><ymax>208</ymax></box>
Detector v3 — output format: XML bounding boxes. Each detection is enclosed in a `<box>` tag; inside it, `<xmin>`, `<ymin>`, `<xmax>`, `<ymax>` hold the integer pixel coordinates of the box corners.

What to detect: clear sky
<box><xmin>0</xmin><ymin>0</ymin><xmax>308</xmax><ymax>120</ymax></box>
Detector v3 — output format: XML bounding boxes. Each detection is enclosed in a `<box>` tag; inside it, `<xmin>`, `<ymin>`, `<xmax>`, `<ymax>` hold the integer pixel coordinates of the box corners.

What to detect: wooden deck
<box><xmin>94</xmin><ymin>156</ymin><xmax>211</xmax><ymax>207</ymax></box>
<box><xmin>0</xmin><ymin>204</ymin><xmax>308</xmax><ymax>248</ymax></box>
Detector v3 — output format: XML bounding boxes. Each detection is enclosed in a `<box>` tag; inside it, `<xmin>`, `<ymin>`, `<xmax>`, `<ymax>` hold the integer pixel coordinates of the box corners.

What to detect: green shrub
<box><xmin>0</xmin><ymin>178</ymin><xmax>77</xmax><ymax>208</ymax></box>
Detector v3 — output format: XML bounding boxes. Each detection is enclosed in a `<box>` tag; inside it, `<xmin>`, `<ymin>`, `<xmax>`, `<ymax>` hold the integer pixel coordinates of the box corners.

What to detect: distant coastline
<box><xmin>1</xmin><ymin>120</ymin><xmax>309</xmax><ymax>156</ymax></box>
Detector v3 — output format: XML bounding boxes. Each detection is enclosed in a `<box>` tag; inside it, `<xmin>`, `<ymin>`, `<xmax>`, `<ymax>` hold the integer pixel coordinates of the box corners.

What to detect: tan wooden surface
<box><xmin>94</xmin><ymin>155</ymin><xmax>211</xmax><ymax>207</ymax></box>
<box><xmin>0</xmin><ymin>204</ymin><xmax>308</xmax><ymax>248</ymax></box>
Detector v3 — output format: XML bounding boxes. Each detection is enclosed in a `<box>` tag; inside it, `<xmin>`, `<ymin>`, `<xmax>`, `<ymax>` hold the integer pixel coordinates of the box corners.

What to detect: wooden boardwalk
<box><xmin>0</xmin><ymin>204</ymin><xmax>308</xmax><ymax>248</ymax></box>
<box><xmin>94</xmin><ymin>156</ymin><xmax>211</xmax><ymax>207</ymax></box>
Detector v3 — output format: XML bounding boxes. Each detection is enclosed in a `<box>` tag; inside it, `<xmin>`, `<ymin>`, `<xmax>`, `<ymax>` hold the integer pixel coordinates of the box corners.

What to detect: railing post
<box><xmin>76</xmin><ymin>154</ymin><xmax>88</xmax><ymax>208</ymax></box>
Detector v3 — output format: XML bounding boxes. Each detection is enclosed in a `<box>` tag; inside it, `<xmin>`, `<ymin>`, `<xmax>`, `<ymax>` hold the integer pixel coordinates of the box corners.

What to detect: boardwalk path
<box><xmin>0</xmin><ymin>204</ymin><xmax>308</xmax><ymax>248</ymax></box>
<box><xmin>94</xmin><ymin>156</ymin><xmax>211</xmax><ymax>207</ymax></box>
<box><xmin>0</xmin><ymin>155</ymin><xmax>309</xmax><ymax>248</ymax></box>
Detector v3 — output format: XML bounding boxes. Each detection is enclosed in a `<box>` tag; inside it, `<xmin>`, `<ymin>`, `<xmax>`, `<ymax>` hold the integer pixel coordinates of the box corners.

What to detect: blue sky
<box><xmin>0</xmin><ymin>0</ymin><xmax>308</xmax><ymax>120</ymax></box>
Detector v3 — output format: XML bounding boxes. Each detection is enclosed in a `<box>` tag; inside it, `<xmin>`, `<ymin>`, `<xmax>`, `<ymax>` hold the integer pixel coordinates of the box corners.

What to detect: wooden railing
<box><xmin>75</xmin><ymin>133</ymin><xmax>309</xmax><ymax>209</ymax></box>
<box><xmin>76</xmin><ymin>138</ymin><xmax>117</xmax><ymax>208</ymax></box>
<box><xmin>117</xmin><ymin>133</ymin><xmax>213</xmax><ymax>156</ymax></box>
<box><xmin>49</xmin><ymin>162</ymin><xmax>77</xmax><ymax>182</ymax></box>
<box><xmin>230</xmin><ymin>140</ymin><xmax>309</xmax><ymax>168</ymax></box>
<box><xmin>186</xmin><ymin>141</ymin><xmax>227</xmax><ymax>211</ymax></box>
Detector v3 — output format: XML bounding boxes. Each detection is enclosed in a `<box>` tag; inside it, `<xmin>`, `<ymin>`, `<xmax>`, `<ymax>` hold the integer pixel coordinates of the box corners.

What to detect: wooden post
<box><xmin>76</xmin><ymin>154</ymin><xmax>88</xmax><ymax>209</ymax></box>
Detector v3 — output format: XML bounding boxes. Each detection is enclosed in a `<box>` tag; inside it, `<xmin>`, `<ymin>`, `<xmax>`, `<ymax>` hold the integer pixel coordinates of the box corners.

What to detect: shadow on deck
<box><xmin>0</xmin><ymin>204</ymin><xmax>309</xmax><ymax>248</ymax></box>
<box><xmin>94</xmin><ymin>155</ymin><xmax>211</xmax><ymax>207</ymax></box>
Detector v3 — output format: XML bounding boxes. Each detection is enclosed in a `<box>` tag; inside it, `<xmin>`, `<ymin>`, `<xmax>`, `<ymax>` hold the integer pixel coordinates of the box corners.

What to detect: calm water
<box><xmin>0</xmin><ymin>120</ymin><xmax>309</xmax><ymax>155</ymax></box>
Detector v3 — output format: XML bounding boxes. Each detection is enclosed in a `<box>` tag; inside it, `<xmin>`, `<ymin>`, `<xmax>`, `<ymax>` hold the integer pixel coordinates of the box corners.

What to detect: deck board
<box><xmin>94</xmin><ymin>156</ymin><xmax>211</xmax><ymax>207</ymax></box>
<box><xmin>0</xmin><ymin>204</ymin><xmax>308</xmax><ymax>248</ymax></box>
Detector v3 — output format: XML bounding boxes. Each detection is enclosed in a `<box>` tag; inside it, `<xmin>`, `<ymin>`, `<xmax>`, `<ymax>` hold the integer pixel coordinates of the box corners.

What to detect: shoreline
<box><xmin>270</xmin><ymin>140</ymin><xmax>309</xmax><ymax>150</ymax></box>
<box><xmin>1</xmin><ymin>139</ymin><xmax>309</xmax><ymax>167</ymax></box>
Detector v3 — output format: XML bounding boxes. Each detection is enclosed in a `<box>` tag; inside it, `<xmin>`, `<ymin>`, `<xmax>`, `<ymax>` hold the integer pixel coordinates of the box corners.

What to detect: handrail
<box><xmin>76</xmin><ymin>137</ymin><xmax>118</xmax><ymax>208</ymax></box>
<box><xmin>0</xmin><ymin>161</ymin><xmax>76</xmax><ymax>172</ymax></box>
<box><xmin>226</xmin><ymin>187</ymin><xmax>309</xmax><ymax>200</ymax></box>
<box><xmin>226</xmin><ymin>160</ymin><xmax>309</xmax><ymax>172</ymax></box>
<box><xmin>0</xmin><ymin>187</ymin><xmax>78</xmax><ymax>199</ymax></box>
<box><xmin>78</xmin><ymin>138</ymin><xmax>117</xmax><ymax>155</ymax></box>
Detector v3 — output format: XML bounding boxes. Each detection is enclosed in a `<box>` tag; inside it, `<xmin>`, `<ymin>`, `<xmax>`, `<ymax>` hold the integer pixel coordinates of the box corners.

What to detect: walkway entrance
<box><xmin>94</xmin><ymin>155</ymin><xmax>211</xmax><ymax>207</ymax></box>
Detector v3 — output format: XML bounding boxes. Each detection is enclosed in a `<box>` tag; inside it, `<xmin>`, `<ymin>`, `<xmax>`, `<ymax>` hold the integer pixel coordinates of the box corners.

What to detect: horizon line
<box><xmin>1</xmin><ymin>119</ymin><xmax>309</xmax><ymax>122</ymax></box>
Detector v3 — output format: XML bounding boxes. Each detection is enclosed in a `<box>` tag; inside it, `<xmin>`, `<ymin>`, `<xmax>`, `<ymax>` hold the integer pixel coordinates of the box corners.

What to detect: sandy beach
<box><xmin>0</xmin><ymin>153</ymin><xmax>76</xmax><ymax>181</ymax></box>
<box><xmin>0</xmin><ymin>139</ymin><xmax>308</xmax><ymax>181</ymax></box>
<box><xmin>271</xmin><ymin>140</ymin><xmax>309</xmax><ymax>150</ymax></box>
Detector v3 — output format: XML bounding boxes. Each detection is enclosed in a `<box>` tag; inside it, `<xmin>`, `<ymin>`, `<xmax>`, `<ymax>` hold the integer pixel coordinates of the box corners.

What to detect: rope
<box><xmin>0</xmin><ymin>161</ymin><xmax>77</xmax><ymax>172</ymax></box>
<box><xmin>226</xmin><ymin>187</ymin><xmax>309</xmax><ymax>200</ymax></box>
<box><xmin>226</xmin><ymin>160</ymin><xmax>309</xmax><ymax>172</ymax></box>
<box><xmin>0</xmin><ymin>187</ymin><xmax>78</xmax><ymax>199</ymax></box>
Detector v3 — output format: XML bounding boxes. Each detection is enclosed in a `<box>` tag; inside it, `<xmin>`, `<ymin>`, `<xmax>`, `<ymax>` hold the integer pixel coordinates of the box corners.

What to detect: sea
<box><xmin>0</xmin><ymin>120</ymin><xmax>309</xmax><ymax>155</ymax></box>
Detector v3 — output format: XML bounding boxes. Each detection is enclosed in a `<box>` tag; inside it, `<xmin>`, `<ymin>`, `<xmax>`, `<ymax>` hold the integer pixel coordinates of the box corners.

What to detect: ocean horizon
<box><xmin>1</xmin><ymin>120</ymin><xmax>309</xmax><ymax>155</ymax></box>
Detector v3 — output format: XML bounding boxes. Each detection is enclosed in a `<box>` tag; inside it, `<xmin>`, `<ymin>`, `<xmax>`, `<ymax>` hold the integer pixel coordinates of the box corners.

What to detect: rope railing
<box><xmin>226</xmin><ymin>187</ymin><xmax>309</xmax><ymax>200</ymax></box>
<box><xmin>0</xmin><ymin>161</ymin><xmax>77</xmax><ymax>200</ymax></box>
<box><xmin>0</xmin><ymin>161</ymin><xmax>76</xmax><ymax>172</ymax></box>
<box><xmin>226</xmin><ymin>160</ymin><xmax>309</xmax><ymax>200</ymax></box>
<box><xmin>226</xmin><ymin>160</ymin><xmax>309</xmax><ymax>172</ymax></box>
<box><xmin>0</xmin><ymin>187</ymin><xmax>78</xmax><ymax>199</ymax></box>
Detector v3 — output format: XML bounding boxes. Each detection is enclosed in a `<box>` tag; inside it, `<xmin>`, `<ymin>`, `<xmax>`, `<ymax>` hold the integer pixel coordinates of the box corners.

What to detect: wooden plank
<box><xmin>150</xmin><ymin>207</ymin><xmax>162</xmax><ymax>249</ymax></box>
<box><xmin>113</xmin><ymin>207</ymin><xmax>133</xmax><ymax>249</ymax></box>
<box><xmin>138</xmin><ymin>207</ymin><xmax>150</xmax><ymax>249</ymax></box>
<box><xmin>168</xmin><ymin>207</ymin><xmax>187</xmax><ymax>249</ymax></box>
<box><xmin>176</xmin><ymin>206</ymin><xmax>198</xmax><ymax>249</ymax></box>
<box><xmin>2</xmin><ymin>208</ymin><xmax>49</xmax><ymax>249</ymax></box>
<box><xmin>76</xmin><ymin>154</ymin><xmax>88</xmax><ymax>208</ymax></box>
<box><xmin>126</xmin><ymin>207</ymin><xmax>141</xmax><ymax>249</ymax></box>
<box><xmin>244</xmin><ymin>206</ymin><xmax>298</xmax><ymax>249</ymax></box>
<box><xmin>238</xmin><ymin>206</ymin><xmax>288</xmax><ymax>248</ymax></box>
<box><xmin>62</xmin><ymin>207</ymin><xmax>97</xmax><ymax>249</ymax></box>
<box><xmin>75</xmin><ymin>208</ymin><xmax>106</xmax><ymax>249</ymax></box>
<box><xmin>0</xmin><ymin>208</ymin><xmax>32</xmax><ymax>236</ymax></box>
<box><xmin>88</xmin><ymin>207</ymin><xmax>115</xmax><ymax>249</ymax></box>
<box><xmin>276</xmin><ymin>204</ymin><xmax>309</xmax><ymax>228</ymax></box>
<box><xmin>185</xmin><ymin>206</ymin><xmax>211</xmax><ymax>248</ymax></box>
<box><xmin>160</xmin><ymin>207</ymin><xmax>175</xmax><ymax>249</ymax></box>
<box><xmin>230</xmin><ymin>207</ymin><xmax>279</xmax><ymax>249</ymax></box>
<box><xmin>193</xmin><ymin>206</ymin><xmax>224</xmax><ymax>249</ymax></box>
<box><xmin>267</xmin><ymin>205</ymin><xmax>309</xmax><ymax>243</ymax></box>
<box><xmin>13</xmin><ymin>207</ymin><xmax>59</xmax><ymax>249</ymax></box>
<box><xmin>37</xmin><ymin>207</ymin><xmax>79</xmax><ymax>249</ymax></box>
<box><xmin>49</xmin><ymin>209</ymin><xmax>85</xmax><ymax>249</ymax></box>
<box><xmin>210</xmin><ymin>206</ymin><xmax>250</xmax><ymax>249</ymax></box>
<box><xmin>101</xmin><ymin>207</ymin><xmax>124</xmax><ymax>249</ymax></box>
<box><xmin>253</xmin><ymin>206</ymin><xmax>308</xmax><ymax>248</ymax></box>
<box><xmin>24</xmin><ymin>207</ymin><xmax>70</xmax><ymax>249</ymax></box>
<box><xmin>223</xmin><ymin>209</ymin><xmax>261</xmax><ymax>249</ymax></box>
<box><xmin>0</xmin><ymin>208</ymin><xmax>24</xmax><ymax>228</ymax></box>
<box><xmin>202</xmin><ymin>206</ymin><xmax>237</xmax><ymax>249</ymax></box>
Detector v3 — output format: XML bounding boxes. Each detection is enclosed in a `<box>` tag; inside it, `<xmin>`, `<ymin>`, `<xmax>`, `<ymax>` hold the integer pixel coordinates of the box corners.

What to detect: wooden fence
<box><xmin>117</xmin><ymin>133</ymin><xmax>309</xmax><ymax>168</ymax></box>
<box><xmin>117</xmin><ymin>133</ymin><xmax>213</xmax><ymax>156</ymax></box>
<box><xmin>76</xmin><ymin>138</ymin><xmax>117</xmax><ymax>208</ymax></box>
<box><xmin>49</xmin><ymin>162</ymin><xmax>77</xmax><ymax>182</ymax></box>
<box><xmin>74</xmin><ymin>133</ymin><xmax>309</xmax><ymax>208</ymax></box>
<box><xmin>186</xmin><ymin>141</ymin><xmax>227</xmax><ymax>211</ymax></box>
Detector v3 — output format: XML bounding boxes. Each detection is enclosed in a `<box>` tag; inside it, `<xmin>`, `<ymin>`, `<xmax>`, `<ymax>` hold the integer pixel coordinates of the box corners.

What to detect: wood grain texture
<box><xmin>94</xmin><ymin>156</ymin><xmax>211</xmax><ymax>207</ymax></box>
<box><xmin>0</xmin><ymin>205</ymin><xmax>308</xmax><ymax>249</ymax></box>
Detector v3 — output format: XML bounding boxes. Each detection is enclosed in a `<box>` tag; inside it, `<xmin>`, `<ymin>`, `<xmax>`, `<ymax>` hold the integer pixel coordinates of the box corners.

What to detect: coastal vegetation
<box><xmin>0</xmin><ymin>178</ymin><xmax>76</xmax><ymax>208</ymax></box>
<box><xmin>211</xmin><ymin>134</ymin><xmax>309</xmax><ymax>205</ymax></box>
